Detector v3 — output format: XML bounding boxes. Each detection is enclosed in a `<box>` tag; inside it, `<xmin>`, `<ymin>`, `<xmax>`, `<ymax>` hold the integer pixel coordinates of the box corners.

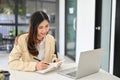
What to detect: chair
<box><xmin>0</xmin><ymin>33</ymin><xmax>3</xmax><ymax>45</ymax></box>
<box><xmin>55</xmin><ymin>43</ymin><xmax>58</xmax><ymax>58</ymax></box>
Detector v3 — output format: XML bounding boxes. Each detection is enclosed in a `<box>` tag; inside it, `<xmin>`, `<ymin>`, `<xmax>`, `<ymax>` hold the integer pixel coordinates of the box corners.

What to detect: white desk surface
<box><xmin>4</xmin><ymin>63</ymin><xmax>119</xmax><ymax>80</ymax></box>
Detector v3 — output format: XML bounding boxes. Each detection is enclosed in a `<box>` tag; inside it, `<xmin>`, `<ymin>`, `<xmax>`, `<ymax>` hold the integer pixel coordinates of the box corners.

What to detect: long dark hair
<box><xmin>27</xmin><ymin>11</ymin><xmax>50</xmax><ymax>56</ymax></box>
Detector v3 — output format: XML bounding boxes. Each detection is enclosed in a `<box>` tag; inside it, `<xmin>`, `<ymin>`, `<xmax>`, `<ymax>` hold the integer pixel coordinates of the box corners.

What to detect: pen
<box><xmin>33</xmin><ymin>57</ymin><xmax>41</xmax><ymax>62</ymax></box>
<box><xmin>33</xmin><ymin>57</ymin><xmax>49</xmax><ymax>65</ymax></box>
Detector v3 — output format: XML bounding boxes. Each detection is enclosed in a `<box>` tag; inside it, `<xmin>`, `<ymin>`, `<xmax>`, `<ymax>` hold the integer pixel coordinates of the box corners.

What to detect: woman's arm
<box><xmin>8</xmin><ymin>35</ymin><xmax>37</xmax><ymax>71</ymax></box>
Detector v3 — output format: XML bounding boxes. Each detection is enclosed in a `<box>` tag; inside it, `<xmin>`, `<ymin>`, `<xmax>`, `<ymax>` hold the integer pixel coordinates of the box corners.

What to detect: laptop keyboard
<box><xmin>66</xmin><ymin>71</ymin><xmax>76</xmax><ymax>77</ymax></box>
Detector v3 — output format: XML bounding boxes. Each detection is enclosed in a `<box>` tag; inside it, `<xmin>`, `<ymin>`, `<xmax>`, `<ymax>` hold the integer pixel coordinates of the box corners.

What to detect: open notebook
<box><xmin>36</xmin><ymin>60</ymin><xmax>63</xmax><ymax>73</ymax></box>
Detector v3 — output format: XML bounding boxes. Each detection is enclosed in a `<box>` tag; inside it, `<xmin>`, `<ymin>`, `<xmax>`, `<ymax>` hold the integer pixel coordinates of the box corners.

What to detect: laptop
<box><xmin>58</xmin><ymin>48</ymin><xmax>103</xmax><ymax>79</ymax></box>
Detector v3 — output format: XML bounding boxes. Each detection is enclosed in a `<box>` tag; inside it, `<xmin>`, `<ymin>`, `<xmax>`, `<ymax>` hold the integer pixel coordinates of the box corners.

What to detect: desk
<box><xmin>7</xmin><ymin>63</ymin><xmax>120</xmax><ymax>80</ymax></box>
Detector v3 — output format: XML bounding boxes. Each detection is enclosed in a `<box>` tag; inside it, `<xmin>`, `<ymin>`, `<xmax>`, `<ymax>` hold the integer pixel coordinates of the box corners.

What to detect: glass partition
<box><xmin>0</xmin><ymin>0</ymin><xmax>59</xmax><ymax>52</ymax></box>
<box><xmin>65</xmin><ymin>0</ymin><xmax>77</xmax><ymax>60</ymax></box>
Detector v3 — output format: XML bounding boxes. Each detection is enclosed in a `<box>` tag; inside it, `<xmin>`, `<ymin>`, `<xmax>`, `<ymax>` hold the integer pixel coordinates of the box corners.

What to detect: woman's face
<box><xmin>37</xmin><ymin>20</ymin><xmax>49</xmax><ymax>41</ymax></box>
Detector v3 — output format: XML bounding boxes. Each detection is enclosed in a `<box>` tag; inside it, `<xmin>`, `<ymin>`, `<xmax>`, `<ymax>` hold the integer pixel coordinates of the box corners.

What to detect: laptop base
<box><xmin>58</xmin><ymin>67</ymin><xmax>77</xmax><ymax>79</ymax></box>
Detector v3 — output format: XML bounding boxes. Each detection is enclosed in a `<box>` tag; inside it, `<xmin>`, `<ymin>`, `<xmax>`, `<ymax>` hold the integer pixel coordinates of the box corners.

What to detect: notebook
<box><xmin>36</xmin><ymin>60</ymin><xmax>63</xmax><ymax>73</ymax></box>
<box><xmin>58</xmin><ymin>48</ymin><xmax>103</xmax><ymax>79</ymax></box>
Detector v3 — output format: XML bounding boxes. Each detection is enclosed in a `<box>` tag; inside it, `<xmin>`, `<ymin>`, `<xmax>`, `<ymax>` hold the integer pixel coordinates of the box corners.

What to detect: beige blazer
<box><xmin>8</xmin><ymin>33</ymin><xmax>56</xmax><ymax>71</ymax></box>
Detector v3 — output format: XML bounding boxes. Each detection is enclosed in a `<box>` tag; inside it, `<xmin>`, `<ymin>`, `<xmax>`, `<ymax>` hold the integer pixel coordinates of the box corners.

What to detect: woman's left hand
<box><xmin>52</xmin><ymin>58</ymin><xmax>61</xmax><ymax>62</ymax></box>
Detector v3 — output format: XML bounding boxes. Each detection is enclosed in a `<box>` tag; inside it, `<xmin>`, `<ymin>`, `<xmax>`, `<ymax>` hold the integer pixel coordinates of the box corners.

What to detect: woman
<box><xmin>8</xmin><ymin>11</ymin><xmax>59</xmax><ymax>71</ymax></box>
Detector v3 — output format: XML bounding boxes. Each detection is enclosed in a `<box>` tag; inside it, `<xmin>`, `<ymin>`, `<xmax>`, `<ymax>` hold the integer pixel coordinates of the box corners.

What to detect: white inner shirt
<box><xmin>37</xmin><ymin>38</ymin><xmax>45</xmax><ymax>60</ymax></box>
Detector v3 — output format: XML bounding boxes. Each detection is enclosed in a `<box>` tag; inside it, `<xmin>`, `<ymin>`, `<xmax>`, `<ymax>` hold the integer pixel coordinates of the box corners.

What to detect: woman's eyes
<box><xmin>45</xmin><ymin>25</ymin><xmax>49</xmax><ymax>28</ymax></box>
<box><xmin>38</xmin><ymin>26</ymin><xmax>43</xmax><ymax>29</ymax></box>
<box><xmin>38</xmin><ymin>25</ymin><xmax>49</xmax><ymax>29</ymax></box>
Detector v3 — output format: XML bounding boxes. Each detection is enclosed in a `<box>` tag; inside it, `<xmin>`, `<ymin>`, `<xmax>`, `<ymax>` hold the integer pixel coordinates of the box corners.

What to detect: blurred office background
<box><xmin>0</xmin><ymin>0</ymin><xmax>59</xmax><ymax>52</ymax></box>
<box><xmin>0</xmin><ymin>0</ymin><xmax>77</xmax><ymax>62</ymax></box>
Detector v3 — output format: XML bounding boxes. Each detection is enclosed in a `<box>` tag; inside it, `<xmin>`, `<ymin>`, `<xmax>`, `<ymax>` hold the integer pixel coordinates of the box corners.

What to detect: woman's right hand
<box><xmin>36</xmin><ymin>61</ymin><xmax>49</xmax><ymax>71</ymax></box>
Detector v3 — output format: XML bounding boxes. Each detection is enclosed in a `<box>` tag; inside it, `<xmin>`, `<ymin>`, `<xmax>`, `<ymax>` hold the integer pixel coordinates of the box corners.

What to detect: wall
<box><xmin>110</xmin><ymin>0</ymin><xmax>116</xmax><ymax>74</ymax></box>
<box><xmin>101</xmin><ymin>0</ymin><xmax>112</xmax><ymax>72</ymax></box>
<box><xmin>59</xmin><ymin>0</ymin><xmax>95</xmax><ymax>63</ymax></box>
<box><xmin>59</xmin><ymin>0</ymin><xmax>65</xmax><ymax>56</ymax></box>
<box><xmin>75</xmin><ymin>0</ymin><xmax>95</xmax><ymax>63</ymax></box>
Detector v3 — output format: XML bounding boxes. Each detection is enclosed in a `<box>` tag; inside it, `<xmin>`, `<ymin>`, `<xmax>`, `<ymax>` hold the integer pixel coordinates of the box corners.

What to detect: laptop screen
<box><xmin>76</xmin><ymin>48</ymin><xmax>103</xmax><ymax>79</ymax></box>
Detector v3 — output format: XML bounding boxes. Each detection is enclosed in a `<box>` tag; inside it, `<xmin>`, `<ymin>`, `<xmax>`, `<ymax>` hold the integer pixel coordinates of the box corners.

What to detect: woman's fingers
<box><xmin>36</xmin><ymin>61</ymin><xmax>49</xmax><ymax>70</ymax></box>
